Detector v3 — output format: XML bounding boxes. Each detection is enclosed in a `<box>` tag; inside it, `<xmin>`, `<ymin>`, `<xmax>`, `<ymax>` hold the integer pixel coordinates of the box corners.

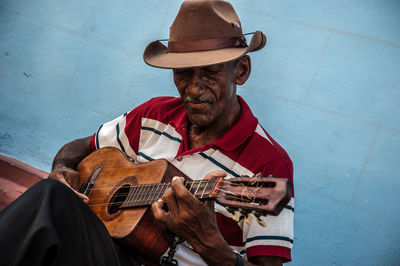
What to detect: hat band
<box><xmin>168</xmin><ymin>36</ymin><xmax>247</xmax><ymax>53</ymax></box>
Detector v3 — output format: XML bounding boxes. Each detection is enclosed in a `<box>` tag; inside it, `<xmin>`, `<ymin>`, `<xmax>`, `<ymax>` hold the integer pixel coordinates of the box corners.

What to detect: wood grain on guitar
<box><xmin>77</xmin><ymin>147</ymin><xmax>292</xmax><ymax>263</ymax></box>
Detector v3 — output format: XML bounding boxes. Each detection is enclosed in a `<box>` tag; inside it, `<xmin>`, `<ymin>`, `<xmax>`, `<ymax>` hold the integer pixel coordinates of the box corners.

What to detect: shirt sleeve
<box><xmin>89</xmin><ymin>103</ymin><xmax>148</xmax><ymax>160</ymax></box>
<box><xmin>89</xmin><ymin>112</ymin><xmax>139</xmax><ymax>159</ymax></box>
<box><xmin>89</xmin><ymin>97</ymin><xmax>174</xmax><ymax>160</ymax></box>
<box><xmin>243</xmin><ymin>158</ymin><xmax>294</xmax><ymax>262</ymax></box>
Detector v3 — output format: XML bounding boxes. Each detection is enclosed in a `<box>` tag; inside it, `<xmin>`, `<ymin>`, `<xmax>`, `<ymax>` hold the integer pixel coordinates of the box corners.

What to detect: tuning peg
<box><xmin>254</xmin><ymin>212</ymin><xmax>267</xmax><ymax>227</ymax></box>
<box><xmin>226</xmin><ymin>207</ymin><xmax>240</xmax><ymax>222</ymax></box>
<box><xmin>241</xmin><ymin>209</ymin><xmax>249</xmax><ymax>218</ymax></box>
<box><xmin>256</xmin><ymin>218</ymin><xmax>267</xmax><ymax>227</ymax></box>
<box><xmin>232</xmin><ymin>211</ymin><xmax>241</xmax><ymax>222</ymax></box>
<box><xmin>244</xmin><ymin>213</ymin><xmax>253</xmax><ymax>225</ymax></box>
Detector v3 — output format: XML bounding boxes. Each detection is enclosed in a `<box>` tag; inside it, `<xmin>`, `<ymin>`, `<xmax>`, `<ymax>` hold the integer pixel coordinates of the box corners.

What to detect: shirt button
<box><xmin>177</xmin><ymin>157</ymin><xmax>183</xmax><ymax>161</ymax></box>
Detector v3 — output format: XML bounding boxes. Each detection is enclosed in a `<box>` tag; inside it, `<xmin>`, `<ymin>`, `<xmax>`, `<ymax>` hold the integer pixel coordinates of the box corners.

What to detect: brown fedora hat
<box><xmin>143</xmin><ymin>0</ymin><xmax>266</xmax><ymax>69</ymax></box>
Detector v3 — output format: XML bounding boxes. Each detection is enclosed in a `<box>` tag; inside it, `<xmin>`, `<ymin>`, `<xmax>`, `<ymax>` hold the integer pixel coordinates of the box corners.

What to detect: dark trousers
<box><xmin>0</xmin><ymin>179</ymin><xmax>140</xmax><ymax>266</ymax></box>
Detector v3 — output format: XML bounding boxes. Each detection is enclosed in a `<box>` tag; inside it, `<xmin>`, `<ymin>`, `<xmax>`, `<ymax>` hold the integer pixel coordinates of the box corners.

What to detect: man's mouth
<box><xmin>184</xmin><ymin>96</ymin><xmax>213</xmax><ymax>110</ymax></box>
<box><xmin>184</xmin><ymin>96</ymin><xmax>213</xmax><ymax>104</ymax></box>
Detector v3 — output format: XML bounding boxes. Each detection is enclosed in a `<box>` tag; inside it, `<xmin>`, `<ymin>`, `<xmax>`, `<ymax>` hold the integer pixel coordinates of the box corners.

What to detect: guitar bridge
<box><xmin>79</xmin><ymin>166</ymin><xmax>103</xmax><ymax>196</ymax></box>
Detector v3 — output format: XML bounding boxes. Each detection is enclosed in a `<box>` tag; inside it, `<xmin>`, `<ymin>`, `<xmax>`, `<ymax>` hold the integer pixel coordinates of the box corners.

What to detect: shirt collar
<box><xmin>213</xmin><ymin>96</ymin><xmax>258</xmax><ymax>151</ymax></box>
<box><xmin>172</xmin><ymin>95</ymin><xmax>258</xmax><ymax>153</ymax></box>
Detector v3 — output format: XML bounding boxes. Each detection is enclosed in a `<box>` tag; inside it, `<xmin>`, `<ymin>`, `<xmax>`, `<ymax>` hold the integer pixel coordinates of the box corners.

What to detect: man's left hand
<box><xmin>151</xmin><ymin>170</ymin><xmax>226</xmax><ymax>247</ymax></box>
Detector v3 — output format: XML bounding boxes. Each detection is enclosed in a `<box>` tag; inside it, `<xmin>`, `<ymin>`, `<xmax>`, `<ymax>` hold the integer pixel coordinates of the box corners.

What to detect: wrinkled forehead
<box><xmin>172</xmin><ymin>60</ymin><xmax>238</xmax><ymax>72</ymax></box>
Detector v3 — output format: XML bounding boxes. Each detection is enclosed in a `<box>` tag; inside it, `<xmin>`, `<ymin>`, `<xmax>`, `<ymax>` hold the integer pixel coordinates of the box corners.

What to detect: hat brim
<box><xmin>143</xmin><ymin>31</ymin><xmax>266</xmax><ymax>69</ymax></box>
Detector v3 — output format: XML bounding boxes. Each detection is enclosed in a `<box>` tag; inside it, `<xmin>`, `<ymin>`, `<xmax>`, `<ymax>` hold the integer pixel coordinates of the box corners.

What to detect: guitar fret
<box><xmin>123</xmin><ymin>186</ymin><xmax>133</xmax><ymax>208</ymax></box>
<box><xmin>154</xmin><ymin>184</ymin><xmax>164</xmax><ymax>201</ymax></box>
<box><xmin>132</xmin><ymin>186</ymin><xmax>139</xmax><ymax>206</ymax></box>
<box><xmin>157</xmin><ymin>183</ymin><xmax>167</xmax><ymax>203</ymax></box>
<box><xmin>150</xmin><ymin>184</ymin><xmax>161</xmax><ymax>204</ymax></box>
<box><xmin>148</xmin><ymin>184</ymin><xmax>156</xmax><ymax>204</ymax></box>
<box><xmin>145</xmin><ymin>184</ymin><xmax>153</xmax><ymax>205</ymax></box>
<box><xmin>189</xmin><ymin>181</ymin><xmax>195</xmax><ymax>194</ymax></box>
<box><xmin>144</xmin><ymin>184</ymin><xmax>153</xmax><ymax>205</ymax></box>
<box><xmin>124</xmin><ymin>186</ymin><xmax>135</xmax><ymax>207</ymax></box>
<box><xmin>142</xmin><ymin>184</ymin><xmax>150</xmax><ymax>205</ymax></box>
<box><xmin>135</xmin><ymin>186</ymin><xmax>144</xmax><ymax>205</ymax></box>
<box><xmin>137</xmin><ymin>186</ymin><xmax>146</xmax><ymax>205</ymax></box>
<box><xmin>163</xmin><ymin>183</ymin><xmax>170</xmax><ymax>199</ymax></box>
<box><xmin>200</xmin><ymin>179</ymin><xmax>210</xmax><ymax>199</ymax></box>
<box><xmin>210</xmin><ymin>178</ymin><xmax>219</xmax><ymax>197</ymax></box>
<box><xmin>128</xmin><ymin>186</ymin><xmax>139</xmax><ymax>205</ymax></box>
<box><xmin>203</xmin><ymin>178</ymin><xmax>217</xmax><ymax>199</ymax></box>
<box><xmin>193</xmin><ymin>180</ymin><xmax>202</xmax><ymax>198</ymax></box>
<box><xmin>122</xmin><ymin>177</ymin><xmax>221</xmax><ymax>208</ymax></box>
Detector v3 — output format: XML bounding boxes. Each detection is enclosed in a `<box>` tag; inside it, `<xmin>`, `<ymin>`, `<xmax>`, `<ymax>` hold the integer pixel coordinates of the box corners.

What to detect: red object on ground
<box><xmin>0</xmin><ymin>153</ymin><xmax>48</xmax><ymax>210</ymax></box>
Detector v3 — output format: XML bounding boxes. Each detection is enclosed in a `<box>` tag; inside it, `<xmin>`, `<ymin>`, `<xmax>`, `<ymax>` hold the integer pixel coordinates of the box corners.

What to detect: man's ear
<box><xmin>234</xmin><ymin>55</ymin><xmax>251</xmax><ymax>85</ymax></box>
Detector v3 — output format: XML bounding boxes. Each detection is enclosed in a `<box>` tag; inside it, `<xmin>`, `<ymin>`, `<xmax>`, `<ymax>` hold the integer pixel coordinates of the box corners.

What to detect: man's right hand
<box><xmin>48</xmin><ymin>166</ymin><xmax>89</xmax><ymax>203</ymax></box>
<box><xmin>48</xmin><ymin>136</ymin><xmax>92</xmax><ymax>203</ymax></box>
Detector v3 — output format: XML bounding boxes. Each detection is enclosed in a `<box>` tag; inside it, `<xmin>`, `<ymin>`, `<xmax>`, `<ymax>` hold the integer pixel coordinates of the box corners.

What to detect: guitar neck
<box><xmin>120</xmin><ymin>177</ymin><xmax>221</xmax><ymax>209</ymax></box>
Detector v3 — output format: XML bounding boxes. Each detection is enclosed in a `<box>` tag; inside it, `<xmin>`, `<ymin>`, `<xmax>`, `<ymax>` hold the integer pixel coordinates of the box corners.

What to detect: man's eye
<box><xmin>201</xmin><ymin>69</ymin><xmax>219</xmax><ymax>76</ymax></box>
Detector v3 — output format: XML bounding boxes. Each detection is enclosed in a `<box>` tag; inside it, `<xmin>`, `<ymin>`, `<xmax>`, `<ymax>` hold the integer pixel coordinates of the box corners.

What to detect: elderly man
<box><xmin>0</xmin><ymin>1</ymin><xmax>293</xmax><ymax>265</ymax></box>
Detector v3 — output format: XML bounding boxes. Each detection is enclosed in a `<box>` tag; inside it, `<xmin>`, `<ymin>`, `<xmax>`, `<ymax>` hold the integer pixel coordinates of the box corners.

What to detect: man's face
<box><xmin>173</xmin><ymin>61</ymin><xmax>238</xmax><ymax>128</ymax></box>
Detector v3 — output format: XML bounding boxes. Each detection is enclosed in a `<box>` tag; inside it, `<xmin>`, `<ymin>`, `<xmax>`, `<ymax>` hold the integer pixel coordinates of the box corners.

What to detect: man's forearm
<box><xmin>52</xmin><ymin>136</ymin><xmax>92</xmax><ymax>170</ymax></box>
<box><xmin>189</xmin><ymin>231</ymin><xmax>238</xmax><ymax>266</ymax></box>
<box><xmin>194</xmin><ymin>237</ymin><xmax>282</xmax><ymax>266</ymax></box>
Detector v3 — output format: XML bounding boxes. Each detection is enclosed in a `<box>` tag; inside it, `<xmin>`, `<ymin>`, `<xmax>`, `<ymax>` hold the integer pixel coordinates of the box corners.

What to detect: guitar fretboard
<box><xmin>119</xmin><ymin>177</ymin><xmax>221</xmax><ymax>209</ymax></box>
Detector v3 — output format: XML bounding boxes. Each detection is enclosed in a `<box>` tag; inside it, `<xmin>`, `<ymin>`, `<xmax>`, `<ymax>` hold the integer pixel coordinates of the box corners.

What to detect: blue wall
<box><xmin>0</xmin><ymin>0</ymin><xmax>399</xmax><ymax>265</ymax></box>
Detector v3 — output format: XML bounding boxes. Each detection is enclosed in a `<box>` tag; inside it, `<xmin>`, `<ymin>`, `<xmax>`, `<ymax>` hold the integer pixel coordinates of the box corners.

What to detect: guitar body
<box><xmin>77</xmin><ymin>147</ymin><xmax>186</xmax><ymax>263</ymax></box>
<box><xmin>76</xmin><ymin>147</ymin><xmax>292</xmax><ymax>264</ymax></box>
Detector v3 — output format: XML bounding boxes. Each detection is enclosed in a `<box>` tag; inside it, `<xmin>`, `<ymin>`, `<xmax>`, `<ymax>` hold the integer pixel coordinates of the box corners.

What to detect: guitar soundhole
<box><xmin>108</xmin><ymin>184</ymin><xmax>131</xmax><ymax>214</ymax></box>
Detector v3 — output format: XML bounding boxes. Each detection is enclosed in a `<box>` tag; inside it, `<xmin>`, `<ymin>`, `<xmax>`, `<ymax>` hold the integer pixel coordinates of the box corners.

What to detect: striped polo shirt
<box><xmin>90</xmin><ymin>96</ymin><xmax>294</xmax><ymax>264</ymax></box>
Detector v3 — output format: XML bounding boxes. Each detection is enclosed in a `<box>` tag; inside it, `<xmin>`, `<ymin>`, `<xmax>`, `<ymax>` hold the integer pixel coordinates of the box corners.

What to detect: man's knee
<box><xmin>32</xmin><ymin>178</ymin><xmax>69</xmax><ymax>192</ymax></box>
<box><xmin>29</xmin><ymin>178</ymin><xmax>78</xmax><ymax>202</ymax></box>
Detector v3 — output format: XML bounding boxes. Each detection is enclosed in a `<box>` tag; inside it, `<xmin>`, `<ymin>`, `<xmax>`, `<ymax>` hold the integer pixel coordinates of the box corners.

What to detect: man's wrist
<box><xmin>190</xmin><ymin>234</ymin><xmax>239</xmax><ymax>266</ymax></box>
<box><xmin>233</xmin><ymin>250</ymin><xmax>244</xmax><ymax>266</ymax></box>
<box><xmin>52</xmin><ymin>159</ymin><xmax>73</xmax><ymax>171</ymax></box>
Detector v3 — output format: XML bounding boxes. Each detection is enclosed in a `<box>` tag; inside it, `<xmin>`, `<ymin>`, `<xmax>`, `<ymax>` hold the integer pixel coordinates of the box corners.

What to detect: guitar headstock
<box><xmin>214</xmin><ymin>176</ymin><xmax>292</xmax><ymax>226</ymax></box>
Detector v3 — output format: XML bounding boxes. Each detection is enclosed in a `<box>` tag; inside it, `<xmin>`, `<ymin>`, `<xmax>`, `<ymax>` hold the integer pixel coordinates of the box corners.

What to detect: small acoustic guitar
<box><xmin>77</xmin><ymin>147</ymin><xmax>292</xmax><ymax>263</ymax></box>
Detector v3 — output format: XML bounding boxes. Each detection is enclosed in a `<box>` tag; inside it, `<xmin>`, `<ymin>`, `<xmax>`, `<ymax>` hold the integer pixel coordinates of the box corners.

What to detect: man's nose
<box><xmin>186</xmin><ymin>70</ymin><xmax>205</xmax><ymax>96</ymax></box>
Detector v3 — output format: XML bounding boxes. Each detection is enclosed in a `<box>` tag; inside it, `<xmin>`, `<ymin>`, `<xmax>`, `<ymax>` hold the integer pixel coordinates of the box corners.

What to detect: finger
<box><xmin>151</xmin><ymin>199</ymin><xmax>169</xmax><ymax>223</ymax></box>
<box><xmin>204</xmin><ymin>170</ymin><xmax>227</xmax><ymax>179</ymax></box>
<box><xmin>171</xmin><ymin>176</ymin><xmax>185</xmax><ymax>191</ymax></box>
<box><xmin>54</xmin><ymin>177</ymin><xmax>89</xmax><ymax>203</ymax></box>
<box><xmin>171</xmin><ymin>176</ymin><xmax>198</xmax><ymax>203</ymax></box>
<box><xmin>76</xmin><ymin>192</ymin><xmax>90</xmax><ymax>203</ymax></box>
<box><xmin>48</xmin><ymin>167</ymin><xmax>81</xmax><ymax>189</ymax></box>
<box><xmin>204</xmin><ymin>200</ymin><xmax>215</xmax><ymax>210</ymax></box>
<box><xmin>162</xmin><ymin>187</ymin><xmax>179</xmax><ymax>215</ymax></box>
<box><xmin>62</xmin><ymin>181</ymin><xmax>89</xmax><ymax>203</ymax></box>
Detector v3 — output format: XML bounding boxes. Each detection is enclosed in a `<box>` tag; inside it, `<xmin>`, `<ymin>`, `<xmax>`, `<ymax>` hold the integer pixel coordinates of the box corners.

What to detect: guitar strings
<box><xmin>84</xmin><ymin>179</ymin><xmax>251</xmax><ymax>200</ymax></box>
<box><xmin>86</xmin><ymin>183</ymin><xmax>257</xmax><ymax>208</ymax></box>
<box><xmin>81</xmin><ymin>175</ymin><xmax>268</xmax><ymax>209</ymax></box>
<box><xmin>91</xmin><ymin>184</ymin><xmax>247</xmax><ymax>201</ymax></box>
<box><xmin>86</xmin><ymin>193</ymin><xmax>246</xmax><ymax>208</ymax></box>
<box><xmin>103</xmin><ymin>186</ymin><xmax>253</xmax><ymax>201</ymax></box>
<box><xmin>84</xmin><ymin>178</ymin><xmax>262</xmax><ymax>202</ymax></box>
<box><xmin>81</xmin><ymin>178</ymin><xmax>261</xmax><ymax>191</ymax></box>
